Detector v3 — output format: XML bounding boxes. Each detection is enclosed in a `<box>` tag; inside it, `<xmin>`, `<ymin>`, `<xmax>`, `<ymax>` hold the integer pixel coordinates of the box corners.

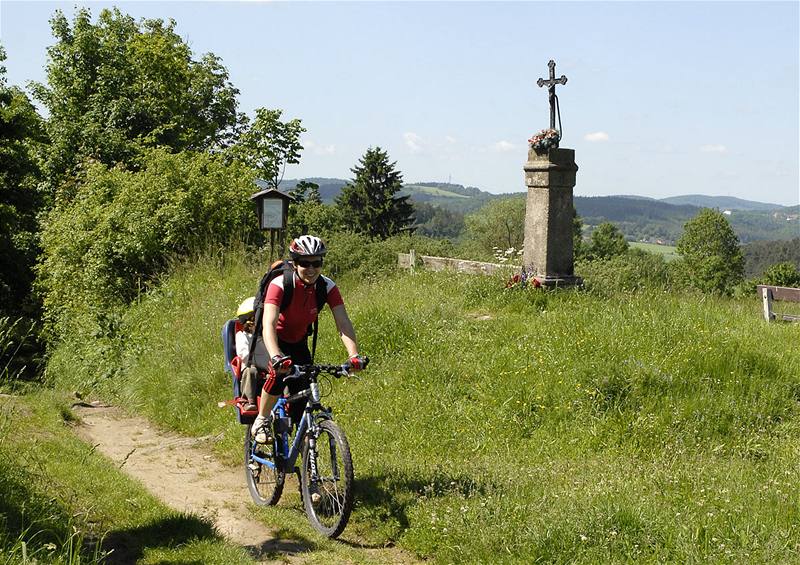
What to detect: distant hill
<box><xmin>281</xmin><ymin>179</ymin><xmax>498</xmax><ymax>212</ymax></box>
<box><xmin>575</xmin><ymin>196</ymin><xmax>699</xmax><ymax>244</ymax></box>
<box><xmin>659</xmin><ymin>194</ymin><xmax>788</xmax><ymax>211</ymax></box>
<box><xmin>281</xmin><ymin>178</ymin><xmax>797</xmax><ymax>244</ymax></box>
<box><xmin>407</xmin><ymin>182</ymin><xmax>486</xmax><ymax>198</ymax></box>
<box><xmin>400</xmin><ymin>183</ymin><xmax>496</xmax><ymax>213</ymax></box>
<box><xmin>281</xmin><ymin>177</ymin><xmax>347</xmax><ymax>203</ymax></box>
<box><xmin>575</xmin><ymin>195</ymin><xmax>799</xmax><ymax>244</ymax></box>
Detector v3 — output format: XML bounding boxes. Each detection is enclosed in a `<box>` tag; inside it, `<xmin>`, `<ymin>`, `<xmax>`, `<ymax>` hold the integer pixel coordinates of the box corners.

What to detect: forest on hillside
<box><xmin>742</xmin><ymin>238</ymin><xmax>800</xmax><ymax>278</ymax></box>
<box><xmin>283</xmin><ymin>179</ymin><xmax>799</xmax><ymax>245</ymax></box>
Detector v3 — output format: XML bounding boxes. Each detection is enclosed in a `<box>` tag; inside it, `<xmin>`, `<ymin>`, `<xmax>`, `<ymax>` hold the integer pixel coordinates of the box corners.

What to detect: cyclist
<box><xmin>251</xmin><ymin>235</ymin><xmax>366</xmax><ymax>441</ymax></box>
<box><xmin>235</xmin><ymin>296</ymin><xmax>267</xmax><ymax>412</ymax></box>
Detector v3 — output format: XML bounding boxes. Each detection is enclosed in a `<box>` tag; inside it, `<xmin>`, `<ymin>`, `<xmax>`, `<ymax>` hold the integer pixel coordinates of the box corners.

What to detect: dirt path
<box><xmin>74</xmin><ymin>404</ymin><xmax>416</xmax><ymax>564</ymax></box>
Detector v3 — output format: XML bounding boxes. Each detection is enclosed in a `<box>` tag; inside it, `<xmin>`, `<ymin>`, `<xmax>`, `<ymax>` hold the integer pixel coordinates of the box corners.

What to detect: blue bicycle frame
<box><xmin>249</xmin><ymin>395</ymin><xmax>330</xmax><ymax>473</ymax></box>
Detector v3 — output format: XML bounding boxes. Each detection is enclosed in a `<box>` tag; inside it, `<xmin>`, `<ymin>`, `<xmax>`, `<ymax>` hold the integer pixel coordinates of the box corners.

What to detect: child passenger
<box><xmin>235</xmin><ymin>297</ymin><xmax>269</xmax><ymax>412</ymax></box>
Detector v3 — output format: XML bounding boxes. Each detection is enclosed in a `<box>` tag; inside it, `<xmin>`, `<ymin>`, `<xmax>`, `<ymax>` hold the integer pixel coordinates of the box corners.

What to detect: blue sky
<box><xmin>1</xmin><ymin>1</ymin><xmax>798</xmax><ymax>206</ymax></box>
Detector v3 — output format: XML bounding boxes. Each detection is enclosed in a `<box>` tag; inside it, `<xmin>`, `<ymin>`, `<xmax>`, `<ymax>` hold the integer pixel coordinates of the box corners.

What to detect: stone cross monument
<box><xmin>522</xmin><ymin>60</ymin><xmax>582</xmax><ymax>287</ymax></box>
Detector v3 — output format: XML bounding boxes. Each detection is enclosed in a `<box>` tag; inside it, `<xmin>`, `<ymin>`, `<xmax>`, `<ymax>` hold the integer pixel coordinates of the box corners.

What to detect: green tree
<box><xmin>760</xmin><ymin>262</ymin><xmax>800</xmax><ymax>288</ymax></box>
<box><xmin>287</xmin><ymin>181</ymin><xmax>339</xmax><ymax>237</ymax></box>
<box><xmin>231</xmin><ymin>108</ymin><xmax>304</xmax><ymax>189</ymax></box>
<box><xmin>290</xmin><ymin>180</ymin><xmax>322</xmax><ymax>205</ymax></box>
<box><xmin>588</xmin><ymin>222</ymin><xmax>628</xmax><ymax>260</ymax></box>
<box><xmin>462</xmin><ymin>196</ymin><xmax>525</xmax><ymax>260</ymax></box>
<box><xmin>677</xmin><ymin>208</ymin><xmax>744</xmax><ymax>294</ymax></box>
<box><xmin>37</xmin><ymin>148</ymin><xmax>257</xmax><ymax>340</ymax></box>
<box><xmin>30</xmin><ymin>7</ymin><xmax>240</xmax><ymax>199</ymax></box>
<box><xmin>0</xmin><ymin>44</ymin><xmax>46</xmax><ymax>318</ymax></box>
<box><xmin>335</xmin><ymin>147</ymin><xmax>414</xmax><ymax>238</ymax></box>
<box><xmin>413</xmin><ymin>202</ymin><xmax>465</xmax><ymax>239</ymax></box>
<box><xmin>287</xmin><ymin>200</ymin><xmax>340</xmax><ymax>239</ymax></box>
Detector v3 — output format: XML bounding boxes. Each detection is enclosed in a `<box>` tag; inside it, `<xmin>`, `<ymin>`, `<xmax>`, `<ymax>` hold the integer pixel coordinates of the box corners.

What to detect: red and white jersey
<box><xmin>265</xmin><ymin>273</ymin><xmax>344</xmax><ymax>343</ymax></box>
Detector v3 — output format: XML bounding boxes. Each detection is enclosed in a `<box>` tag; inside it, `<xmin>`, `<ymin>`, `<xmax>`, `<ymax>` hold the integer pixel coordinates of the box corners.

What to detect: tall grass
<box><xmin>1</xmin><ymin>317</ymin><xmax>36</xmax><ymax>391</ymax></box>
<box><xmin>46</xmin><ymin>247</ymin><xmax>800</xmax><ymax>563</ymax></box>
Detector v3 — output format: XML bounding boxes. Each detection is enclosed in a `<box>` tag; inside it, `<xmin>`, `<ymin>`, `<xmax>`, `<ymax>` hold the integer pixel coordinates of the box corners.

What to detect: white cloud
<box><xmin>700</xmin><ymin>144</ymin><xmax>727</xmax><ymax>153</ymax></box>
<box><xmin>584</xmin><ymin>131</ymin><xmax>609</xmax><ymax>142</ymax></box>
<box><xmin>445</xmin><ymin>135</ymin><xmax>457</xmax><ymax>144</ymax></box>
<box><xmin>404</xmin><ymin>132</ymin><xmax>424</xmax><ymax>153</ymax></box>
<box><xmin>492</xmin><ymin>140</ymin><xmax>516</xmax><ymax>153</ymax></box>
<box><xmin>305</xmin><ymin>140</ymin><xmax>336</xmax><ymax>156</ymax></box>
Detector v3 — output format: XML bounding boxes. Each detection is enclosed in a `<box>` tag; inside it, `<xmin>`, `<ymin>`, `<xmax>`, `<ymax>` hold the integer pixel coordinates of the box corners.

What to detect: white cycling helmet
<box><xmin>289</xmin><ymin>235</ymin><xmax>327</xmax><ymax>259</ymax></box>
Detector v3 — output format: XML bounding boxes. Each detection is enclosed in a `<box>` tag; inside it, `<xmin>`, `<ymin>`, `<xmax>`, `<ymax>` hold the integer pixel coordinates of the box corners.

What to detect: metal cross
<box><xmin>537</xmin><ymin>60</ymin><xmax>567</xmax><ymax>130</ymax></box>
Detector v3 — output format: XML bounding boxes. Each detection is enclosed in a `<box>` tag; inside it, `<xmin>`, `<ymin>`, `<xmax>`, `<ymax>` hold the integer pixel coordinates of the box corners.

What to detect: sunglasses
<box><xmin>296</xmin><ymin>259</ymin><xmax>323</xmax><ymax>268</ymax></box>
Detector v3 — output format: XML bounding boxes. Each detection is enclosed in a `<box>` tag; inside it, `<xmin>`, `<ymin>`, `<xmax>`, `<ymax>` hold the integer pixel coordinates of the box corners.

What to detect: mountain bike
<box><xmin>244</xmin><ymin>362</ymin><xmax>363</xmax><ymax>538</ymax></box>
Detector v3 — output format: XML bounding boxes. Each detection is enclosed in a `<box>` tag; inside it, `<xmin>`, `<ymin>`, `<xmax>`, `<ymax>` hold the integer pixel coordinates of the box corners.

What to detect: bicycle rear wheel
<box><xmin>300</xmin><ymin>419</ymin><xmax>354</xmax><ymax>538</ymax></box>
<box><xmin>244</xmin><ymin>425</ymin><xmax>284</xmax><ymax>506</ymax></box>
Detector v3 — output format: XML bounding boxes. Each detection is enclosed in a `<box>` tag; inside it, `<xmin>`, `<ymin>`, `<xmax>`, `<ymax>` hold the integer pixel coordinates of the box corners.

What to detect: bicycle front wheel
<box><xmin>244</xmin><ymin>425</ymin><xmax>284</xmax><ymax>506</ymax></box>
<box><xmin>300</xmin><ymin>419</ymin><xmax>354</xmax><ymax>538</ymax></box>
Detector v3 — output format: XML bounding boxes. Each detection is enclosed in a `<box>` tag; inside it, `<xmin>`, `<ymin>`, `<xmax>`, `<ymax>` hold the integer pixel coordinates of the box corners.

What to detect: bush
<box><xmin>324</xmin><ymin>231</ymin><xmax>454</xmax><ymax>280</ymax></box>
<box><xmin>587</xmin><ymin>222</ymin><xmax>628</xmax><ymax>260</ymax></box>
<box><xmin>760</xmin><ymin>262</ymin><xmax>800</xmax><ymax>288</ymax></box>
<box><xmin>461</xmin><ymin>196</ymin><xmax>525</xmax><ymax>261</ymax></box>
<box><xmin>38</xmin><ymin>148</ymin><xmax>259</xmax><ymax>342</ymax></box>
<box><xmin>578</xmin><ymin>249</ymin><xmax>672</xmax><ymax>295</ymax></box>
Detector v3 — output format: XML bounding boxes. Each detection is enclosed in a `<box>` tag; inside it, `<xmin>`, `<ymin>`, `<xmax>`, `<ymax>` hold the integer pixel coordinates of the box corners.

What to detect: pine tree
<box><xmin>335</xmin><ymin>147</ymin><xmax>414</xmax><ymax>238</ymax></box>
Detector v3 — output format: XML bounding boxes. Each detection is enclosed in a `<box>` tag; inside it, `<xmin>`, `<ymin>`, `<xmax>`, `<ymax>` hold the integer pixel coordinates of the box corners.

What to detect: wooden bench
<box><xmin>757</xmin><ymin>285</ymin><xmax>800</xmax><ymax>322</ymax></box>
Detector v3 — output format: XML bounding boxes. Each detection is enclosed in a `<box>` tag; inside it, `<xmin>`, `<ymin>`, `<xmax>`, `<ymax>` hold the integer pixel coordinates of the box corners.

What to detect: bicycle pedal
<box><xmin>248</xmin><ymin>462</ymin><xmax>259</xmax><ymax>472</ymax></box>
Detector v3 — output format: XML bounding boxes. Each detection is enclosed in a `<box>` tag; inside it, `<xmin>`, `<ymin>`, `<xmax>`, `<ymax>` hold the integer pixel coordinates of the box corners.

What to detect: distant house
<box><xmin>723</xmin><ymin>210</ymin><xmax>732</xmax><ymax>216</ymax></box>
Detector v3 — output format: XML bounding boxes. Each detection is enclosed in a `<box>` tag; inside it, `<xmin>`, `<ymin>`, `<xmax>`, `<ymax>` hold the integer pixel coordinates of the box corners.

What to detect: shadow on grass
<box><xmin>350</xmin><ymin>469</ymin><xmax>488</xmax><ymax>543</ymax></box>
<box><xmin>101</xmin><ymin>514</ymin><xmax>216</xmax><ymax>564</ymax></box>
<box><xmin>247</xmin><ymin>527</ymin><xmax>316</xmax><ymax>560</ymax></box>
<box><xmin>0</xmin><ymin>458</ymin><xmax>70</xmax><ymax>549</ymax></box>
<box><xmin>102</xmin><ymin>515</ymin><xmax>316</xmax><ymax>563</ymax></box>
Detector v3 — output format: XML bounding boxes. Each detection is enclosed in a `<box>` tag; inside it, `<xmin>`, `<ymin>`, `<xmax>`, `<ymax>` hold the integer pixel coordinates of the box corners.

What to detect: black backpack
<box><xmin>247</xmin><ymin>260</ymin><xmax>328</xmax><ymax>368</ymax></box>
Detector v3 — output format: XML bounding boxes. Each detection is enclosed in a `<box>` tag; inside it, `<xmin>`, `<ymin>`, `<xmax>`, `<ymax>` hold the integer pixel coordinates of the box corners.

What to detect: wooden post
<box><xmin>761</xmin><ymin>286</ymin><xmax>774</xmax><ymax>322</ymax></box>
<box><xmin>409</xmin><ymin>249</ymin><xmax>416</xmax><ymax>273</ymax></box>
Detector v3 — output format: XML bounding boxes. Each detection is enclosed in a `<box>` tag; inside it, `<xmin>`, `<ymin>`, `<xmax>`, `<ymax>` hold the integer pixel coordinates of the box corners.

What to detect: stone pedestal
<box><xmin>522</xmin><ymin>147</ymin><xmax>582</xmax><ymax>287</ymax></box>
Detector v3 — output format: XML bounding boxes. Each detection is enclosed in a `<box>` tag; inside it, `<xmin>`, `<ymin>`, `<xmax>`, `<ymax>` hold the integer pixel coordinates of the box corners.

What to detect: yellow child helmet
<box><xmin>236</xmin><ymin>297</ymin><xmax>255</xmax><ymax>323</ymax></box>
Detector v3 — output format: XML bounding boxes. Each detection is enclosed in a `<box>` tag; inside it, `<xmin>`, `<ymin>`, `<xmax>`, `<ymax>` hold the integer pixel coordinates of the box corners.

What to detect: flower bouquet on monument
<box><xmin>528</xmin><ymin>128</ymin><xmax>560</xmax><ymax>153</ymax></box>
<box><xmin>504</xmin><ymin>267</ymin><xmax>542</xmax><ymax>291</ymax></box>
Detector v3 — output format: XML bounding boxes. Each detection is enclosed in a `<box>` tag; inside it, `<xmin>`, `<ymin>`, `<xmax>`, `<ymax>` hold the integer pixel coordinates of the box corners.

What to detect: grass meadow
<box><xmin>629</xmin><ymin>242</ymin><xmax>679</xmax><ymax>261</ymax></box>
<box><xmin>0</xmin><ymin>389</ymin><xmax>255</xmax><ymax>564</ymax></box>
<box><xmin>43</xmin><ymin>248</ymin><xmax>800</xmax><ymax>563</ymax></box>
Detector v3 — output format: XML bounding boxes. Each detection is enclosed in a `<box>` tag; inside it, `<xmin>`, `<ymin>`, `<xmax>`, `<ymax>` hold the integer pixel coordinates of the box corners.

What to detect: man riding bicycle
<box><xmin>251</xmin><ymin>235</ymin><xmax>366</xmax><ymax>442</ymax></box>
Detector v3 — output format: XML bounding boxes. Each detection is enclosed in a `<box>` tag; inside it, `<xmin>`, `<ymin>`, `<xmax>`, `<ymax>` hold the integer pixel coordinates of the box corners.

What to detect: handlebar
<box><xmin>283</xmin><ymin>358</ymin><xmax>369</xmax><ymax>384</ymax></box>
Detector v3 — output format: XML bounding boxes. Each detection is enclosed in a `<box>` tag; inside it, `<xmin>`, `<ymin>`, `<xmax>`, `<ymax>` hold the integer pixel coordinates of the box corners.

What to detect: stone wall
<box><xmin>398</xmin><ymin>252</ymin><xmax>518</xmax><ymax>275</ymax></box>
